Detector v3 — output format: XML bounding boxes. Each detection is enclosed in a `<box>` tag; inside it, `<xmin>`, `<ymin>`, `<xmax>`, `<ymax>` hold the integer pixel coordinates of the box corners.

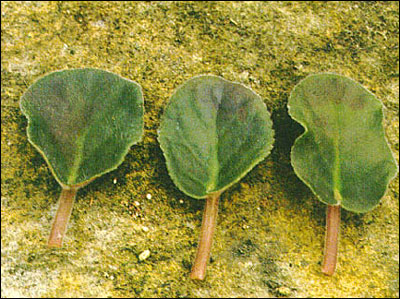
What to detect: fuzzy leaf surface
<box><xmin>158</xmin><ymin>75</ymin><xmax>274</xmax><ymax>198</ymax></box>
<box><xmin>288</xmin><ymin>73</ymin><xmax>398</xmax><ymax>213</ymax></box>
<box><xmin>20</xmin><ymin>68</ymin><xmax>144</xmax><ymax>187</ymax></box>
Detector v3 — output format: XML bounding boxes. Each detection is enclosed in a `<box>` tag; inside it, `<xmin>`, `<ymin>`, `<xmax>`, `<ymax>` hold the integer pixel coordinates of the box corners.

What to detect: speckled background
<box><xmin>1</xmin><ymin>1</ymin><xmax>399</xmax><ymax>297</ymax></box>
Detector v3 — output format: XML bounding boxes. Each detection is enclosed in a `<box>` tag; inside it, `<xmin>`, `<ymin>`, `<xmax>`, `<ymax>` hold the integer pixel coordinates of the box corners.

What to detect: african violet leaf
<box><xmin>158</xmin><ymin>75</ymin><xmax>274</xmax><ymax>279</ymax></box>
<box><xmin>21</xmin><ymin>68</ymin><xmax>144</xmax><ymax>187</ymax></box>
<box><xmin>158</xmin><ymin>75</ymin><xmax>274</xmax><ymax>199</ymax></box>
<box><xmin>20</xmin><ymin>68</ymin><xmax>144</xmax><ymax>247</ymax></box>
<box><xmin>288</xmin><ymin>73</ymin><xmax>398</xmax><ymax>212</ymax></box>
<box><xmin>288</xmin><ymin>73</ymin><xmax>398</xmax><ymax>275</ymax></box>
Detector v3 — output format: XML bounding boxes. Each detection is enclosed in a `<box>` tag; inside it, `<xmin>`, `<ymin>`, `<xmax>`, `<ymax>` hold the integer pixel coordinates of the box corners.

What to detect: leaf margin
<box><xmin>158</xmin><ymin>74</ymin><xmax>275</xmax><ymax>199</ymax></box>
<box><xmin>288</xmin><ymin>72</ymin><xmax>399</xmax><ymax>213</ymax></box>
<box><xmin>20</xmin><ymin>67</ymin><xmax>145</xmax><ymax>188</ymax></box>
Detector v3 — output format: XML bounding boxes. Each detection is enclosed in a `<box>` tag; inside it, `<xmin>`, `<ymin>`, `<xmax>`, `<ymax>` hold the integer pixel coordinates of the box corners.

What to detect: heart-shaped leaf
<box><xmin>158</xmin><ymin>75</ymin><xmax>274</xmax><ymax>279</ymax></box>
<box><xmin>20</xmin><ymin>68</ymin><xmax>144</xmax><ymax>247</ymax></box>
<box><xmin>288</xmin><ymin>73</ymin><xmax>398</xmax><ymax>275</ymax></box>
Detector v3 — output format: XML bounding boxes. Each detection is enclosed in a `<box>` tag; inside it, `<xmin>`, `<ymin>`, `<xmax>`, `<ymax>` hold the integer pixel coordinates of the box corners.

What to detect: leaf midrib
<box><xmin>206</xmin><ymin>93</ymin><xmax>221</xmax><ymax>193</ymax></box>
<box><xmin>333</xmin><ymin>101</ymin><xmax>342</xmax><ymax>204</ymax></box>
<box><xmin>67</xmin><ymin>129</ymin><xmax>89</xmax><ymax>185</ymax></box>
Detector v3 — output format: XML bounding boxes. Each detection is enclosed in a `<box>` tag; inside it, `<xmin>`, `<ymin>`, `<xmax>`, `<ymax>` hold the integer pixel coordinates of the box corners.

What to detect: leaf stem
<box><xmin>48</xmin><ymin>187</ymin><xmax>78</xmax><ymax>248</ymax></box>
<box><xmin>190</xmin><ymin>191</ymin><xmax>221</xmax><ymax>280</ymax></box>
<box><xmin>322</xmin><ymin>204</ymin><xmax>341</xmax><ymax>275</ymax></box>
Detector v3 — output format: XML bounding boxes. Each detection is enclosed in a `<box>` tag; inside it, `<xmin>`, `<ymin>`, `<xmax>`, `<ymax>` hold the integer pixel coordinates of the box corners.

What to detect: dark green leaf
<box><xmin>158</xmin><ymin>75</ymin><xmax>274</xmax><ymax>198</ymax></box>
<box><xmin>20</xmin><ymin>68</ymin><xmax>144</xmax><ymax>187</ymax></box>
<box><xmin>288</xmin><ymin>73</ymin><xmax>398</xmax><ymax>213</ymax></box>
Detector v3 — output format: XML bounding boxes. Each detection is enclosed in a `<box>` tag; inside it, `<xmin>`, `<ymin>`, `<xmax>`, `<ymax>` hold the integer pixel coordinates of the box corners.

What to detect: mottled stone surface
<box><xmin>2</xmin><ymin>1</ymin><xmax>398</xmax><ymax>297</ymax></box>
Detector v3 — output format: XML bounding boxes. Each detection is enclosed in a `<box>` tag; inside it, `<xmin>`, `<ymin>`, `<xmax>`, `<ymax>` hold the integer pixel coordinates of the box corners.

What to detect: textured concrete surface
<box><xmin>2</xmin><ymin>1</ymin><xmax>399</xmax><ymax>297</ymax></box>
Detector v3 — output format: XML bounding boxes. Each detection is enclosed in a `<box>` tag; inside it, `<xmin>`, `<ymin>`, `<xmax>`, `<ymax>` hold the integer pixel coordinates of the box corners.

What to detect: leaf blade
<box><xmin>158</xmin><ymin>75</ymin><xmax>274</xmax><ymax>198</ymax></box>
<box><xmin>289</xmin><ymin>73</ymin><xmax>398</xmax><ymax>212</ymax></box>
<box><xmin>20</xmin><ymin>68</ymin><xmax>144</xmax><ymax>187</ymax></box>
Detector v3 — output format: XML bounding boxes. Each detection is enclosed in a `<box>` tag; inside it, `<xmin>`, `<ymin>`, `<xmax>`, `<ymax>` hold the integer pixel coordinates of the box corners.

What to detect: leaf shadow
<box><xmin>11</xmin><ymin>108</ymin><xmax>60</xmax><ymax>198</ymax></box>
<box><xmin>268</xmin><ymin>101</ymin><xmax>369</xmax><ymax>229</ymax></box>
<box><xmin>269</xmin><ymin>103</ymin><xmax>313</xmax><ymax>206</ymax></box>
<box><xmin>146</xmin><ymin>139</ymin><xmax>205</xmax><ymax>213</ymax></box>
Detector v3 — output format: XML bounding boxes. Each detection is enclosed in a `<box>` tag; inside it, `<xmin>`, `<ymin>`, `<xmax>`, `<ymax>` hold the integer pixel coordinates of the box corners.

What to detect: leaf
<box><xmin>158</xmin><ymin>75</ymin><xmax>274</xmax><ymax>199</ymax></box>
<box><xmin>20</xmin><ymin>68</ymin><xmax>144</xmax><ymax>247</ymax></box>
<box><xmin>288</xmin><ymin>73</ymin><xmax>398</xmax><ymax>213</ymax></box>
<box><xmin>158</xmin><ymin>75</ymin><xmax>274</xmax><ymax>279</ymax></box>
<box><xmin>20</xmin><ymin>68</ymin><xmax>144</xmax><ymax>188</ymax></box>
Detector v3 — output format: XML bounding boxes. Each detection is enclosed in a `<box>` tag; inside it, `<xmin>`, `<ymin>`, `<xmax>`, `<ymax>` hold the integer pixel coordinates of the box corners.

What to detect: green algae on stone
<box><xmin>288</xmin><ymin>73</ymin><xmax>398</xmax><ymax>275</ymax></box>
<box><xmin>158</xmin><ymin>75</ymin><xmax>274</xmax><ymax>279</ymax></box>
<box><xmin>2</xmin><ymin>1</ymin><xmax>399</xmax><ymax>298</ymax></box>
<box><xmin>20</xmin><ymin>68</ymin><xmax>144</xmax><ymax>247</ymax></box>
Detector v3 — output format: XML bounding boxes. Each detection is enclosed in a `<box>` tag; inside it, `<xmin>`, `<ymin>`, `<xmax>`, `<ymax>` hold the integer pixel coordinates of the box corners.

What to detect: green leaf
<box><xmin>288</xmin><ymin>73</ymin><xmax>398</xmax><ymax>213</ymax></box>
<box><xmin>20</xmin><ymin>68</ymin><xmax>144</xmax><ymax>187</ymax></box>
<box><xmin>158</xmin><ymin>75</ymin><xmax>274</xmax><ymax>198</ymax></box>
